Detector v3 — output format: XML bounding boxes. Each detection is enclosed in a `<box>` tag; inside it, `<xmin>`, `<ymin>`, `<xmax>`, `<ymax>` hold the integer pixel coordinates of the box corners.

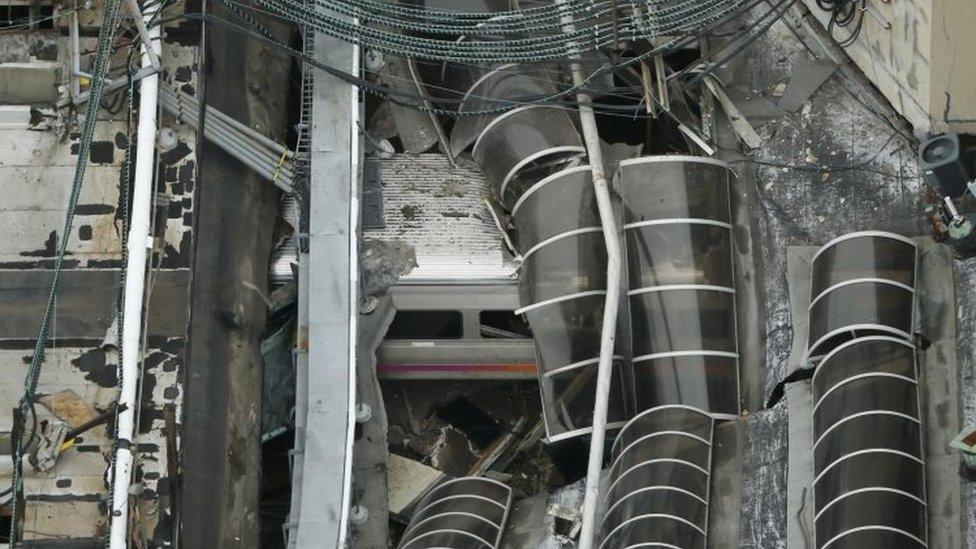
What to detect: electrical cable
<box><xmin>816</xmin><ymin>0</ymin><xmax>864</xmax><ymax>47</ymax></box>
<box><xmin>722</xmin><ymin>129</ymin><xmax>915</xmax><ymax>179</ymax></box>
<box><xmin>676</xmin><ymin>0</ymin><xmax>797</xmax><ymax>87</ymax></box>
<box><xmin>156</xmin><ymin>0</ymin><xmax>767</xmax><ymax>119</ymax></box>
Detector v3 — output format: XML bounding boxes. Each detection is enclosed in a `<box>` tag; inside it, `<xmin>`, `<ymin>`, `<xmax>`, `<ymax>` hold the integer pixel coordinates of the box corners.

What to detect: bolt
<box><xmin>355</xmin><ymin>403</ymin><xmax>372</xmax><ymax>423</ymax></box>
<box><xmin>349</xmin><ymin>504</ymin><xmax>369</xmax><ymax>525</ymax></box>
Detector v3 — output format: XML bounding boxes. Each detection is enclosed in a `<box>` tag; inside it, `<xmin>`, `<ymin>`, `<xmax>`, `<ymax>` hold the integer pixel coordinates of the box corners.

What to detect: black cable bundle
<box><xmin>816</xmin><ymin>0</ymin><xmax>864</xmax><ymax>47</ymax></box>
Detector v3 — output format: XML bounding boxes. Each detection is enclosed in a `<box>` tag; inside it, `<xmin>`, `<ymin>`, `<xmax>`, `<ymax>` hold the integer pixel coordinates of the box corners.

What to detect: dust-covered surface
<box><xmin>360</xmin><ymin>238</ymin><xmax>418</xmax><ymax>298</ymax></box>
<box><xmin>365</xmin><ymin>154</ymin><xmax>518</xmax><ymax>282</ymax></box>
<box><xmin>709</xmin><ymin>9</ymin><xmax>936</xmax><ymax>547</ymax></box>
<box><xmin>957</xmin><ymin>257</ymin><xmax>976</xmax><ymax>548</ymax></box>
<box><xmin>737</xmin><ymin>403</ymin><xmax>789</xmax><ymax>548</ymax></box>
<box><xmin>0</xmin><ymin>15</ymin><xmax>195</xmax><ymax>545</ymax></box>
<box><xmin>717</xmin><ymin>14</ymin><xmax>926</xmax><ymax>402</ymax></box>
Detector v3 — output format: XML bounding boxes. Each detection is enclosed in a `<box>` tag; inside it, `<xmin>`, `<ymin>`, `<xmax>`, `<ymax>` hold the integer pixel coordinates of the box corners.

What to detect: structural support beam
<box><xmin>291</xmin><ymin>13</ymin><xmax>360</xmax><ymax>549</ymax></box>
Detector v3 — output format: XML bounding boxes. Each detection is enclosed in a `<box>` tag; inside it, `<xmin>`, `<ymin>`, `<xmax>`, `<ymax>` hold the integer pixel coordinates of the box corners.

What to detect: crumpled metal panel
<box><xmin>619</xmin><ymin>157</ymin><xmax>739</xmax><ymax>417</ymax></box>
<box><xmin>399</xmin><ymin>477</ymin><xmax>513</xmax><ymax>549</ymax></box>
<box><xmin>601</xmin><ymin>405</ymin><xmax>714</xmax><ymax>549</ymax></box>
<box><xmin>522</xmin><ymin>294</ymin><xmax>629</xmax><ymax>440</ymax></box>
<box><xmin>540</xmin><ymin>359</ymin><xmax>629</xmax><ymax>438</ymax></box>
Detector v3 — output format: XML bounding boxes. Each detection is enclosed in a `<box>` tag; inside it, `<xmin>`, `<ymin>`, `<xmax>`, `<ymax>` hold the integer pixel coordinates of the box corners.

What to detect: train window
<box><xmin>386</xmin><ymin>310</ymin><xmax>463</xmax><ymax>339</ymax></box>
<box><xmin>479</xmin><ymin>310</ymin><xmax>532</xmax><ymax>339</ymax></box>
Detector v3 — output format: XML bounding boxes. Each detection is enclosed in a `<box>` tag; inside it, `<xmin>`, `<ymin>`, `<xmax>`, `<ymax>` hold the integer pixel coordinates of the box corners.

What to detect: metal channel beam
<box><xmin>292</xmin><ymin>15</ymin><xmax>360</xmax><ymax>549</ymax></box>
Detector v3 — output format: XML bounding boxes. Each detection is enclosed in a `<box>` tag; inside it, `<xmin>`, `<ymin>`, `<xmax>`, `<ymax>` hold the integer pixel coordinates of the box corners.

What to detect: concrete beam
<box><xmin>0</xmin><ymin>62</ymin><xmax>61</xmax><ymax>104</ymax></box>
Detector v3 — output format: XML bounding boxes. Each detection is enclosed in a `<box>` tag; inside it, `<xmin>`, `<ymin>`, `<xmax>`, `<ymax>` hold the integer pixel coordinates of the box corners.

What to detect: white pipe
<box><xmin>71</xmin><ymin>9</ymin><xmax>81</xmax><ymax>99</ymax></box>
<box><xmin>337</xmin><ymin>27</ymin><xmax>361</xmax><ymax>548</ymax></box>
<box><xmin>557</xmin><ymin>2</ymin><xmax>622</xmax><ymax>548</ymax></box>
<box><xmin>109</xmin><ymin>1</ymin><xmax>160</xmax><ymax>547</ymax></box>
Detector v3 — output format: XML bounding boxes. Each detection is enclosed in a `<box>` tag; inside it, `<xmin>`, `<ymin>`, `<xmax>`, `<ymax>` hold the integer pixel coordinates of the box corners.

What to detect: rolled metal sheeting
<box><xmin>451</xmin><ymin>64</ymin><xmax>554</xmax><ymax>157</ymax></box>
<box><xmin>810</xmin><ymin>337</ymin><xmax>926</xmax><ymax>548</ymax></box>
<box><xmin>517</xmin><ymin>230</ymin><xmax>608</xmax><ymax>306</ymax></box>
<box><xmin>472</xmin><ymin>105</ymin><xmax>584</xmax><ymax>208</ymax></box>
<box><xmin>806</xmin><ymin>231</ymin><xmax>918</xmax><ymax>359</ymax></box>
<box><xmin>618</xmin><ymin>156</ymin><xmax>740</xmax><ymax>417</ymax></box>
<box><xmin>399</xmin><ymin>477</ymin><xmax>513</xmax><ymax>549</ymax></box>
<box><xmin>600</xmin><ymin>405</ymin><xmax>714</xmax><ymax>549</ymax></box>
<box><xmin>510</xmin><ymin>166</ymin><xmax>601</xmax><ymax>253</ymax></box>
<box><xmin>510</xmin><ymin>163</ymin><xmax>627</xmax><ymax>441</ymax></box>
<box><xmin>521</xmin><ymin>292</ymin><xmax>629</xmax><ymax>441</ymax></box>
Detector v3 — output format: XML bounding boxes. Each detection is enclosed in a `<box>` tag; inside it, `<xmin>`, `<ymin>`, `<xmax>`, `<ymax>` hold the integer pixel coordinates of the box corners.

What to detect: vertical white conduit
<box><xmin>109</xmin><ymin>1</ymin><xmax>160</xmax><ymax>546</ymax></box>
<box><xmin>338</xmin><ymin>28</ymin><xmax>362</xmax><ymax>548</ymax></box>
<box><xmin>557</xmin><ymin>2</ymin><xmax>623</xmax><ymax>548</ymax></box>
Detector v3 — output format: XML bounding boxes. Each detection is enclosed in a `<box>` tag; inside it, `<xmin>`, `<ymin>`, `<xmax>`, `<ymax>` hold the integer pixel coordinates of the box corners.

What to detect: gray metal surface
<box><xmin>376</xmin><ymin>284</ymin><xmax>536</xmax><ymax>380</ymax></box>
<box><xmin>350</xmin><ymin>297</ymin><xmax>396</xmax><ymax>548</ymax></box>
<box><xmin>786</xmin><ymin>381</ymin><xmax>816</xmax><ymax>548</ymax></box>
<box><xmin>294</xmin><ymin>17</ymin><xmax>358</xmax><ymax>548</ymax></box>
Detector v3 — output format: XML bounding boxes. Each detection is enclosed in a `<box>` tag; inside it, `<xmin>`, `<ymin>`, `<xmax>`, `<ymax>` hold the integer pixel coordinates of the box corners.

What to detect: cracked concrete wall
<box><xmin>800</xmin><ymin>0</ymin><xmax>976</xmax><ymax>133</ymax></box>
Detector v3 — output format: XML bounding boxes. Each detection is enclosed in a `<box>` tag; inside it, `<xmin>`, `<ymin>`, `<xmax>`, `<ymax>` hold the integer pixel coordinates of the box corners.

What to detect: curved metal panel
<box><xmin>511</xmin><ymin>166</ymin><xmax>600</xmax><ymax>253</ymax></box>
<box><xmin>620</xmin><ymin>157</ymin><xmax>738</xmax><ymax>416</ymax></box>
<box><xmin>416</xmin><ymin>477</ymin><xmax>511</xmax><ymax>511</ymax></box>
<box><xmin>540</xmin><ymin>359</ymin><xmax>628</xmax><ymax>438</ymax></box>
<box><xmin>813</xmin><ymin>413</ymin><xmax>921</xmax><ymax>473</ymax></box>
<box><xmin>811</xmin><ymin>336</ymin><xmax>915</xmax><ymax>398</ymax></box>
<box><xmin>400</xmin><ymin>529</ymin><xmax>493</xmax><ymax>549</ymax></box>
<box><xmin>811</xmin><ymin>232</ymin><xmax>916</xmax><ymax>300</ymax></box>
<box><xmin>612</xmin><ymin>405</ymin><xmax>714</xmax><ymax>459</ymax></box>
<box><xmin>819</xmin><ymin>527</ymin><xmax>926</xmax><ymax>549</ymax></box>
<box><xmin>400</xmin><ymin>477</ymin><xmax>512</xmax><ymax>549</ymax></box>
<box><xmin>401</xmin><ymin>513</ymin><xmax>500</xmax><ymax>548</ymax></box>
<box><xmin>609</xmin><ymin>432</ymin><xmax>711</xmax><ymax>478</ymax></box>
<box><xmin>630</xmin><ymin>288</ymin><xmax>738</xmax><ymax>358</ymax></box>
<box><xmin>602</xmin><ymin>487</ymin><xmax>708</xmax><ymax>536</ymax></box>
<box><xmin>807</xmin><ymin>235</ymin><xmax>924</xmax><ymax>549</ymax></box>
<box><xmin>815</xmin><ymin>489</ymin><xmax>926</xmax><ymax>548</ymax></box>
<box><xmin>813</xmin><ymin>451</ymin><xmax>925</xmax><ymax>515</ymax></box>
<box><xmin>451</xmin><ymin>66</ymin><xmax>554</xmax><ymax>156</ymax></box>
<box><xmin>472</xmin><ymin>106</ymin><xmax>583</xmax><ymax>207</ymax></box>
<box><xmin>409</xmin><ymin>496</ymin><xmax>507</xmax><ymax>528</ymax></box>
<box><xmin>517</xmin><ymin>230</ymin><xmax>608</xmax><ymax>307</ymax></box>
<box><xmin>618</xmin><ymin>159</ymin><xmax>732</xmax><ymax>224</ymax></box>
<box><xmin>602</xmin><ymin>406</ymin><xmax>714</xmax><ymax>549</ymax></box>
<box><xmin>523</xmin><ymin>293</ymin><xmax>606</xmax><ymax>375</ymax></box>
<box><xmin>807</xmin><ymin>281</ymin><xmax>914</xmax><ymax>358</ymax></box>
<box><xmin>599</xmin><ymin>515</ymin><xmax>706</xmax><ymax>549</ymax></box>
<box><xmin>632</xmin><ymin>354</ymin><xmax>739</xmax><ymax>416</ymax></box>
<box><xmin>605</xmin><ymin>459</ymin><xmax>710</xmax><ymax>510</ymax></box>
<box><xmin>625</xmin><ymin>222</ymin><xmax>734</xmax><ymax>288</ymax></box>
<box><xmin>812</xmin><ymin>375</ymin><xmax>919</xmax><ymax>436</ymax></box>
